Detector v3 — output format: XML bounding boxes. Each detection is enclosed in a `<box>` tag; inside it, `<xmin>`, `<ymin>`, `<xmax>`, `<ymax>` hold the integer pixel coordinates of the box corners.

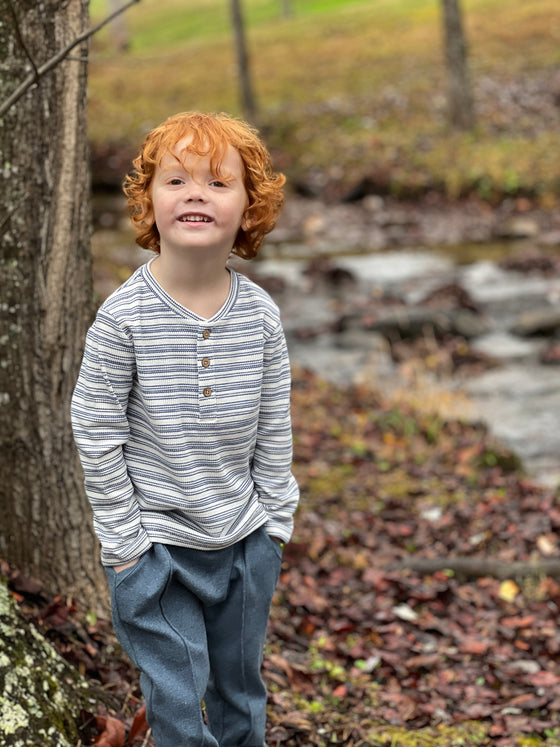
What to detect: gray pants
<box><xmin>104</xmin><ymin>527</ymin><xmax>283</xmax><ymax>746</ymax></box>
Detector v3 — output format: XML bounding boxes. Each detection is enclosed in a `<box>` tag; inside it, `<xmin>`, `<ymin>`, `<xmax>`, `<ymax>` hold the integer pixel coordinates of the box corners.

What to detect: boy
<box><xmin>71</xmin><ymin>112</ymin><xmax>299</xmax><ymax>746</ymax></box>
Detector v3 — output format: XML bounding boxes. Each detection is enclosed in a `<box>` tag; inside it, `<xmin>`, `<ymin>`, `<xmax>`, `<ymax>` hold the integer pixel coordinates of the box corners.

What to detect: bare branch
<box><xmin>6</xmin><ymin>0</ymin><xmax>40</xmax><ymax>82</ymax></box>
<box><xmin>0</xmin><ymin>197</ymin><xmax>25</xmax><ymax>234</ymax></box>
<box><xmin>0</xmin><ymin>0</ymin><xmax>141</xmax><ymax>118</ymax></box>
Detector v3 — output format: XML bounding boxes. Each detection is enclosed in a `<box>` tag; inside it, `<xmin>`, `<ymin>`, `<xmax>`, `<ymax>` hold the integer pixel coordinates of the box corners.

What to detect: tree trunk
<box><xmin>230</xmin><ymin>0</ymin><xmax>258</xmax><ymax>121</ymax></box>
<box><xmin>0</xmin><ymin>0</ymin><xmax>108</xmax><ymax>615</ymax></box>
<box><xmin>441</xmin><ymin>0</ymin><xmax>475</xmax><ymax>130</ymax></box>
<box><xmin>109</xmin><ymin>0</ymin><xmax>130</xmax><ymax>51</ymax></box>
<box><xmin>280</xmin><ymin>0</ymin><xmax>293</xmax><ymax>18</ymax></box>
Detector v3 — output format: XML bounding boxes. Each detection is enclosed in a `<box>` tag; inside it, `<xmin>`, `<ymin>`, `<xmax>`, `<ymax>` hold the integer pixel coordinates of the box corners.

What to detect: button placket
<box><xmin>198</xmin><ymin>326</ymin><xmax>215</xmax><ymax>413</ymax></box>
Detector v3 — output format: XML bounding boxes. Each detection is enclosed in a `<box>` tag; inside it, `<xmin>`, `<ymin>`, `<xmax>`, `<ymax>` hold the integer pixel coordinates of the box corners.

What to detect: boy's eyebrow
<box><xmin>158</xmin><ymin>163</ymin><xmax>183</xmax><ymax>173</ymax></box>
<box><xmin>158</xmin><ymin>159</ymin><xmax>238</xmax><ymax>182</ymax></box>
<box><xmin>157</xmin><ymin>153</ymin><xmax>187</xmax><ymax>172</ymax></box>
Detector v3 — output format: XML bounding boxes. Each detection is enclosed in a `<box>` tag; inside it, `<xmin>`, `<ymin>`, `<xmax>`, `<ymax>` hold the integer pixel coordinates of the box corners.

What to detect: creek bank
<box><xmin>271</xmin><ymin>194</ymin><xmax>560</xmax><ymax>253</ymax></box>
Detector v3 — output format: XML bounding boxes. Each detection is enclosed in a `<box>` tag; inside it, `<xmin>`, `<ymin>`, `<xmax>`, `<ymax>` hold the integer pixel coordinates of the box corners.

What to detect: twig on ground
<box><xmin>388</xmin><ymin>556</ymin><xmax>560</xmax><ymax>579</ymax></box>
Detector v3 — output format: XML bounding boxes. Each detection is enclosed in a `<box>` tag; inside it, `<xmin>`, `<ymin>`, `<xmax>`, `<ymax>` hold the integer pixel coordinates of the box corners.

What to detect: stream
<box><xmin>93</xmin><ymin>196</ymin><xmax>560</xmax><ymax>489</ymax></box>
<box><xmin>247</xmin><ymin>249</ymin><xmax>560</xmax><ymax>490</ymax></box>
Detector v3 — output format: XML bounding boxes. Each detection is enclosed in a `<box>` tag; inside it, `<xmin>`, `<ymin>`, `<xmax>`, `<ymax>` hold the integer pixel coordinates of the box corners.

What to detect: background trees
<box><xmin>0</xmin><ymin>0</ymin><xmax>107</xmax><ymax>613</ymax></box>
<box><xmin>441</xmin><ymin>0</ymin><xmax>475</xmax><ymax>130</ymax></box>
<box><xmin>230</xmin><ymin>0</ymin><xmax>258</xmax><ymax>120</ymax></box>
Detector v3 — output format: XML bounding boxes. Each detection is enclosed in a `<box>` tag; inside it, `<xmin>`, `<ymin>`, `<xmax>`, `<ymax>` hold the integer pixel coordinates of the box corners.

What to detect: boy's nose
<box><xmin>184</xmin><ymin>179</ymin><xmax>206</xmax><ymax>201</ymax></box>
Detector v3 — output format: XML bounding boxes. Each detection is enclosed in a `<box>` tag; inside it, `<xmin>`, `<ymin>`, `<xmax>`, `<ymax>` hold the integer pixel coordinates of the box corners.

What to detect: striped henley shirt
<box><xmin>71</xmin><ymin>260</ymin><xmax>299</xmax><ymax>566</ymax></box>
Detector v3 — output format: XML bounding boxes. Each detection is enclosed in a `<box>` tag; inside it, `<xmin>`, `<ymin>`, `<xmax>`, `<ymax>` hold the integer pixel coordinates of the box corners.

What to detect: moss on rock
<box><xmin>0</xmin><ymin>579</ymin><xmax>97</xmax><ymax>746</ymax></box>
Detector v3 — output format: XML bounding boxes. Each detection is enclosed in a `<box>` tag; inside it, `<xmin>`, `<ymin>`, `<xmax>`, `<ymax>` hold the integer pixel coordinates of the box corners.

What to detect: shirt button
<box><xmin>201</xmin><ymin>358</ymin><xmax>210</xmax><ymax>368</ymax></box>
<box><xmin>203</xmin><ymin>329</ymin><xmax>211</xmax><ymax>339</ymax></box>
<box><xmin>203</xmin><ymin>387</ymin><xmax>212</xmax><ymax>397</ymax></box>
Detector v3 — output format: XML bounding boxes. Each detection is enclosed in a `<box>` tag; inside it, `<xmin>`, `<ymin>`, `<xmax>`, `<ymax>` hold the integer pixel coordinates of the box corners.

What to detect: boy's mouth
<box><xmin>178</xmin><ymin>213</ymin><xmax>212</xmax><ymax>223</ymax></box>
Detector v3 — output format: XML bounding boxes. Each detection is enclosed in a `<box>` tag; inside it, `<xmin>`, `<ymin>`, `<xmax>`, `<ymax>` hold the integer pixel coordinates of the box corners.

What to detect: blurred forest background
<box><xmin>88</xmin><ymin>0</ymin><xmax>559</xmax><ymax>204</ymax></box>
<box><xmin>2</xmin><ymin>1</ymin><xmax>560</xmax><ymax>745</ymax></box>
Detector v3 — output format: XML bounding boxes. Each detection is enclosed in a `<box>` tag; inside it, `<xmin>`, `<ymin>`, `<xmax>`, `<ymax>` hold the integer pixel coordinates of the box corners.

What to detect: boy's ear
<box><xmin>241</xmin><ymin>210</ymin><xmax>254</xmax><ymax>231</ymax></box>
<box><xmin>142</xmin><ymin>197</ymin><xmax>154</xmax><ymax>226</ymax></box>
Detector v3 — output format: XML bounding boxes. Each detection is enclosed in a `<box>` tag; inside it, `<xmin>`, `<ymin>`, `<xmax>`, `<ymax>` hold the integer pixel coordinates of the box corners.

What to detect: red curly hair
<box><xmin>122</xmin><ymin>111</ymin><xmax>285</xmax><ymax>260</ymax></box>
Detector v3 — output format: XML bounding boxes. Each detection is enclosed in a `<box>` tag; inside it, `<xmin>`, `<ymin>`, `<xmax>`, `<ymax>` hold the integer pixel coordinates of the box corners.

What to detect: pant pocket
<box><xmin>263</xmin><ymin>530</ymin><xmax>284</xmax><ymax>561</ymax></box>
<box><xmin>106</xmin><ymin>544</ymin><xmax>172</xmax><ymax>666</ymax></box>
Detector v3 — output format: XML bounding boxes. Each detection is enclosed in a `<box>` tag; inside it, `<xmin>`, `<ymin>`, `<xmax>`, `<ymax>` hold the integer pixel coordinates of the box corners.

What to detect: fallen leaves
<box><xmin>7</xmin><ymin>367</ymin><xmax>560</xmax><ymax>745</ymax></box>
<box><xmin>94</xmin><ymin>714</ymin><xmax>126</xmax><ymax>746</ymax></box>
<box><xmin>263</xmin><ymin>368</ymin><xmax>560</xmax><ymax>744</ymax></box>
<box><xmin>88</xmin><ymin>706</ymin><xmax>149</xmax><ymax>746</ymax></box>
<box><xmin>499</xmin><ymin>579</ymin><xmax>521</xmax><ymax>603</ymax></box>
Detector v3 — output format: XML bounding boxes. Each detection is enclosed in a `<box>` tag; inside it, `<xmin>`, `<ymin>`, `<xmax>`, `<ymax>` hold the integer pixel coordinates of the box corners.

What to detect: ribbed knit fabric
<box><xmin>71</xmin><ymin>260</ymin><xmax>299</xmax><ymax>566</ymax></box>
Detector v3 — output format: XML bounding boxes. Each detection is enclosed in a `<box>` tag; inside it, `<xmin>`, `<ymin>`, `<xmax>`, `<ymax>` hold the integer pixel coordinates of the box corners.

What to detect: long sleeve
<box><xmin>251</xmin><ymin>323</ymin><xmax>299</xmax><ymax>542</ymax></box>
<box><xmin>71</xmin><ymin>265</ymin><xmax>298</xmax><ymax>560</ymax></box>
<box><xmin>71</xmin><ymin>310</ymin><xmax>152</xmax><ymax>565</ymax></box>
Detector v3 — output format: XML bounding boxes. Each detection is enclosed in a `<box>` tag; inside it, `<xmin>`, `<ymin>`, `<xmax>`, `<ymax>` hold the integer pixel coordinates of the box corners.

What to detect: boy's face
<box><xmin>150</xmin><ymin>136</ymin><xmax>249</xmax><ymax>258</ymax></box>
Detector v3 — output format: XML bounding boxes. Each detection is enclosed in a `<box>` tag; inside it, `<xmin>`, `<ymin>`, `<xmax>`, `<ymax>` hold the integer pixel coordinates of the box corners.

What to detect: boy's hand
<box><xmin>114</xmin><ymin>557</ymin><xmax>141</xmax><ymax>573</ymax></box>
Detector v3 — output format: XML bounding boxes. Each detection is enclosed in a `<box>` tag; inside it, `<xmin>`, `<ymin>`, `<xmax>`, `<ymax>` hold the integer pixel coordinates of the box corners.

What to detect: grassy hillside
<box><xmin>88</xmin><ymin>0</ymin><xmax>560</xmax><ymax>202</ymax></box>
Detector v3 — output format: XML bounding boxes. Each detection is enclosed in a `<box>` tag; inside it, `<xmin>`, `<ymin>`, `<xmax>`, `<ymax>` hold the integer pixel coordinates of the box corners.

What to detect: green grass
<box><xmin>87</xmin><ymin>0</ymin><xmax>560</xmax><ymax>203</ymax></box>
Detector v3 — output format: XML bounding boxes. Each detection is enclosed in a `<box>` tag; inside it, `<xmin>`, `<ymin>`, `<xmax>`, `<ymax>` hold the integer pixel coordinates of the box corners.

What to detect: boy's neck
<box><xmin>150</xmin><ymin>251</ymin><xmax>232</xmax><ymax>319</ymax></box>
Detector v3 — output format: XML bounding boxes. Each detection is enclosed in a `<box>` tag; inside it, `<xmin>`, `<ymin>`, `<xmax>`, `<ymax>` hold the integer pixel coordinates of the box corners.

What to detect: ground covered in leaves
<box><xmin>6</xmin><ymin>368</ymin><xmax>560</xmax><ymax>746</ymax></box>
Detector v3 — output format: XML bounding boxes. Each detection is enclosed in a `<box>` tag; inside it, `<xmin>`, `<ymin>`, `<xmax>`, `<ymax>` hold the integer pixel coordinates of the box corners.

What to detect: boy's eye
<box><xmin>210</xmin><ymin>179</ymin><xmax>227</xmax><ymax>188</ymax></box>
<box><xmin>169</xmin><ymin>178</ymin><xmax>184</xmax><ymax>185</ymax></box>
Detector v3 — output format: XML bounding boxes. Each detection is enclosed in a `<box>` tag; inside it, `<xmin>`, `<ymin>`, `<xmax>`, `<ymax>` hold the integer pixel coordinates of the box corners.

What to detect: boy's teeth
<box><xmin>179</xmin><ymin>215</ymin><xmax>210</xmax><ymax>222</ymax></box>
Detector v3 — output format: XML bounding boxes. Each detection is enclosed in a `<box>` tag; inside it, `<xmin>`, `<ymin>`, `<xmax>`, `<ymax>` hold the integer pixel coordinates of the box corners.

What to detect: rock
<box><xmin>302</xmin><ymin>213</ymin><xmax>326</xmax><ymax>237</ymax></box>
<box><xmin>540</xmin><ymin>343</ymin><xmax>560</xmax><ymax>366</ymax></box>
<box><xmin>499</xmin><ymin>248</ymin><xmax>560</xmax><ymax>275</ymax></box>
<box><xmin>361</xmin><ymin>195</ymin><xmax>385</xmax><ymax>213</ymax></box>
<box><xmin>471</xmin><ymin>332</ymin><xmax>546</xmax><ymax>362</ymax></box>
<box><xmin>419</xmin><ymin>282</ymin><xmax>480</xmax><ymax>313</ymax></box>
<box><xmin>460</xmin><ymin>261</ymin><xmax>555</xmax><ymax>320</ymax></box>
<box><xmin>541</xmin><ymin>343</ymin><xmax>560</xmax><ymax>365</ymax></box>
<box><xmin>464</xmin><ymin>364</ymin><xmax>560</xmax><ymax>487</ymax></box>
<box><xmin>495</xmin><ymin>216</ymin><xmax>540</xmax><ymax>239</ymax></box>
<box><xmin>0</xmin><ymin>578</ymin><xmax>101</xmax><ymax>746</ymax></box>
<box><xmin>288</xmin><ymin>334</ymin><xmax>395</xmax><ymax>387</ymax></box>
<box><xmin>302</xmin><ymin>258</ymin><xmax>357</xmax><ymax>288</ymax></box>
<box><xmin>341</xmin><ymin>306</ymin><xmax>489</xmax><ymax>341</ymax></box>
<box><xmin>512</xmin><ymin>307</ymin><xmax>560</xmax><ymax>337</ymax></box>
<box><xmin>335</xmin><ymin>250</ymin><xmax>454</xmax><ymax>287</ymax></box>
<box><xmin>539</xmin><ymin>230</ymin><xmax>560</xmax><ymax>247</ymax></box>
<box><xmin>334</xmin><ymin>329</ymin><xmax>391</xmax><ymax>353</ymax></box>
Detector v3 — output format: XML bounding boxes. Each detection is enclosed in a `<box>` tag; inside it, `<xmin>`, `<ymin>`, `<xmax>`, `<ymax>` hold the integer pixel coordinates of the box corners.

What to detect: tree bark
<box><xmin>0</xmin><ymin>0</ymin><xmax>108</xmax><ymax>615</ymax></box>
<box><xmin>441</xmin><ymin>0</ymin><xmax>475</xmax><ymax>130</ymax></box>
<box><xmin>230</xmin><ymin>0</ymin><xmax>258</xmax><ymax>121</ymax></box>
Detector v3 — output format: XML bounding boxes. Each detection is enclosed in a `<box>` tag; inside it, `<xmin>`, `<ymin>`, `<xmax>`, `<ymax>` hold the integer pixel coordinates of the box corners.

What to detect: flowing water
<box><xmin>251</xmin><ymin>250</ymin><xmax>560</xmax><ymax>489</ymax></box>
